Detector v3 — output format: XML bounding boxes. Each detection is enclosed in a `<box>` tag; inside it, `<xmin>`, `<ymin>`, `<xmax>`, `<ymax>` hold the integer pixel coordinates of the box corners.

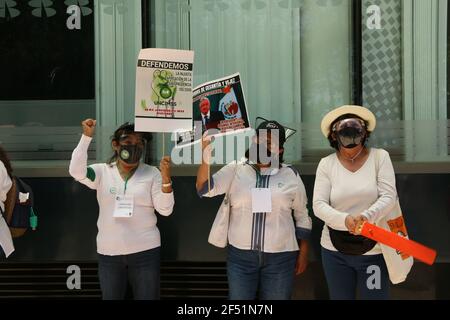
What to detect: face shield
<box><xmin>117</xmin><ymin>134</ymin><xmax>146</xmax><ymax>165</ymax></box>
<box><xmin>332</xmin><ymin>118</ymin><xmax>367</xmax><ymax>149</ymax></box>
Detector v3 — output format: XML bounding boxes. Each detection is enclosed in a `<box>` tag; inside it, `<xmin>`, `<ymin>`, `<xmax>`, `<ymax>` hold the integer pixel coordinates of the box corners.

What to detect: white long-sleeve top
<box><xmin>69</xmin><ymin>135</ymin><xmax>174</xmax><ymax>256</ymax></box>
<box><xmin>0</xmin><ymin>161</ymin><xmax>14</xmax><ymax>258</ymax></box>
<box><xmin>199</xmin><ymin>159</ymin><xmax>312</xmax><ymax>253</ymax></box>
<box><xmin>313</xmin><ymin>148</ymin><xmax>397</xmax><ymax>255</ymax></box>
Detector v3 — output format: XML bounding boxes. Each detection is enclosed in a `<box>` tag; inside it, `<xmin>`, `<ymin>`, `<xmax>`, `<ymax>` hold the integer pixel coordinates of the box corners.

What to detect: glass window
<box><xmin>147</xmin><ymin>0</ymin><xmax>354</xmax><ymax>164</ymax></box>
<box><xmin>360</xmin><ymin>0</ymin><xmax>449</xmax><ymax>162</ymax></box>
<box><xmin>0</xmin><ymin>0</ymin><xmax>95</xmax><ymax>160</ymax></box>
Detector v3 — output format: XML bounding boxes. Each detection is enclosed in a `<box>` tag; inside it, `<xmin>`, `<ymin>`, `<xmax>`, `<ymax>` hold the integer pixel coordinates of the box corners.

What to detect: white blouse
<box><xmin>199</xmin><ymin>159</ymin><xmax>312</xmax><ymax>253</ymax></box>
<box><xmin>0</xmin><ymin>161</ymin><xmax>14</xmax><ymax>258</ymax></box>
<box><xmin>313</xmin><ymin>148</ymin><xmax>397</xmax><ymax>255</ymax></box>
<box><xmin>69</xmin><ymin>135</ymin><xmax>174</xmax><ymax>256</ymax></box>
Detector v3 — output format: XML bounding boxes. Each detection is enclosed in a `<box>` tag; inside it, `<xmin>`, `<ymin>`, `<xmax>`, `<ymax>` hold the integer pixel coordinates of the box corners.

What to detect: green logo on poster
<box><xmin>151</xmin><ymin>70</ymin><xmax>177</xmax><ymax>106</ymax></box>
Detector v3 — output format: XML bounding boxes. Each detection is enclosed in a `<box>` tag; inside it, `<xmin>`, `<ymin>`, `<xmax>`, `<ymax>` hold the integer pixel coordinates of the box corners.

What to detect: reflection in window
<box><xmin>0</xmin><ymin>0</ymin><xmax>94</xmax><ymax>101</ymax></box>
<box><xmin>148</xmin><ymin>0</ymin><xmax>352</xmax><ymax>162</ymax></box>
<box><xmin>0</xmin><ymin>0</ymin><xmax>95</xmax><ymax>160</ymax></box>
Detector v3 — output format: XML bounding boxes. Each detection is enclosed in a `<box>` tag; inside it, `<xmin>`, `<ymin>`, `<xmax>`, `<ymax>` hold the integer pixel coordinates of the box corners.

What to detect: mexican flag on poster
<box><xmin>174</xmin><ymin>73</ymin><xmax>251</xmax><ymax>148</ymax></box>
<box><xmin>134</xmin><ymin>48</ymin><xmax>195</xmax><ymax>133</ymax></box>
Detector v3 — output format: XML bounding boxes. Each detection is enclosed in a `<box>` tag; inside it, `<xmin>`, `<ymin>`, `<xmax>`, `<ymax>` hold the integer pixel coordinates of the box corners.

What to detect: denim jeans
<box><xmin>98</xmin><ymin>247</ymin><xmax>160</xmax><ymax>300</ymax></box>
<box><xmin>321</xmin><ymin>247</ymin><xmax>390</xmax><ymax>300</ymax></box>
<box><xmin>227</xmin><ymin>245</ymin><xmax>298</xmax><ymax>300</ymax></box>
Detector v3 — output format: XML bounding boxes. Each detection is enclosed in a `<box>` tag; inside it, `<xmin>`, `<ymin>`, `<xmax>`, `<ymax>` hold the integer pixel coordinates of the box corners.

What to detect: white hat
<box><xmin>320</xmin><ymin>105</ymin><xmax>376</xmax><ymax>138</ymax></box>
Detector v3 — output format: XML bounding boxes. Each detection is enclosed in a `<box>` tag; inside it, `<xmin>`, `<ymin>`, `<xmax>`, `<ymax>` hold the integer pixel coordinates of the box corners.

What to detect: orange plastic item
<box><xmin>360</xmin><ymin>222</ymin><xmax>437</xmax><ymax>265</ymax></box>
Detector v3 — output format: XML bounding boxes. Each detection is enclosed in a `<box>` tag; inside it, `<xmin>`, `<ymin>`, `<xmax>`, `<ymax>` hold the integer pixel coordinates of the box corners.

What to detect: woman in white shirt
<box><xmin>196</xmin><ymin>120</ymin><xmax>312</xmax><ymax>300</ymax></box>
<box><xmin>0</xmin><ymin>147</ymin><xmax>14</xmax><ymax>259</ymax></box>
<box><xmin>69</xmin><ymin>119</ymin><xmax>174</xmax><ymax>300</ymax></box>
<box><xmin>313</xmin><ymin>105</ymin><xmax>397</xmax><ymax>300</ymax></box>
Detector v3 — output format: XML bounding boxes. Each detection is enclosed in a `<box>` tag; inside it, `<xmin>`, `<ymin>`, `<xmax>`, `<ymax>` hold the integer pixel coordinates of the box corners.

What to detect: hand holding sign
<box><xmin>201</xmin><ymin>132</ymin><xmax>213</xmax><ymax>165</ymax></box>
<box><xmin>160</xmin><ymin>156</ymin><xmax>172</xmax><ymax>182</ymax></box>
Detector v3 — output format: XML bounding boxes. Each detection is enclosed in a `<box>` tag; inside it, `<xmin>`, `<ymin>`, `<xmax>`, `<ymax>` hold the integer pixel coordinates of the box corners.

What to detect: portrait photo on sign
<box><xmin>175</xmin><ymin>73</ymin><xmax>251</xmax><ymax>148</ymax></box>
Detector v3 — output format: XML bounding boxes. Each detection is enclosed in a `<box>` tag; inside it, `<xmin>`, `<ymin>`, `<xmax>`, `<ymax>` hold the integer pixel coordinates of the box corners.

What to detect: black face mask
<box><xmin>336</xmin><ymin>127</ymin><xmax>365</xmax><ymax>149</ymax></box>
<box><xmin>118</xmin><ymin>145</ymin><xmax>143</xmax><ymax>164</ymax></box>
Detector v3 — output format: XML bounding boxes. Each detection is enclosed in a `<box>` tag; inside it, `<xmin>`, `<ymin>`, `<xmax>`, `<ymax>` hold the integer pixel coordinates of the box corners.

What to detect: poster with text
<box><xmin>135</xmin><ymin>48</ymin><xmax>194</xmax><ymax>133</ymax></box>
<box><xmin>174</xmin><ymin>73</ymin><xmax>251</xmax><ymax>148</ymax></box>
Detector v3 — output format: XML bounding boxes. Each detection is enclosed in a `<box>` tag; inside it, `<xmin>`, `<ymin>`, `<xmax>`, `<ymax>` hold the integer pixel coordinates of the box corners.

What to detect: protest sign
<box><xmin>175</xmin><ymin>73</ymin><xmax>250</xmax><ymax>148</ymax></box>
<box><xmin>135</xmin><ymin>48</ymin><xmax>194</xmax><ymax>133</ymax></box>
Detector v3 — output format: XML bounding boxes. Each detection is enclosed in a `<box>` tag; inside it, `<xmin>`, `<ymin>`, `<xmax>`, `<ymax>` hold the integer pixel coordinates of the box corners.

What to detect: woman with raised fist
<box><xmin>69</xmin><ymin>119</ymin><xmax>174</xmax><ymax>300</ymax></box>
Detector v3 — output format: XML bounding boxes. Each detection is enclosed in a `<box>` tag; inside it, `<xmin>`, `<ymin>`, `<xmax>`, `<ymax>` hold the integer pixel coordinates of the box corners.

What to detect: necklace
<box><xmin>339</xmin><ymin>147</ymin><xmax>364</xmax><ymax>163</ymax></box>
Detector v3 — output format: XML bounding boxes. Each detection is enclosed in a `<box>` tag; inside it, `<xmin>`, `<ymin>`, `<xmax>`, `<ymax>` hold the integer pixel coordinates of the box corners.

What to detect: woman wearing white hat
<box><xmin>313</xmin><ymin>105</ymin><xmax>397</xmax><ymax>300</ymax></box>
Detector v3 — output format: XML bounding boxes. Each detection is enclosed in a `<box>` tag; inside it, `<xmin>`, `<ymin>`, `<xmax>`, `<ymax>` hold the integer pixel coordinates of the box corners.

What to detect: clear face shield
<box><xmin>117</xmin><ymin>134</ymin><xmax>146</xmax><ymax>165</ymax></box>
<box><xmin>332</xmin><ymin>118</ymin><xmax>367</xmax><ymax>149</ymax></box>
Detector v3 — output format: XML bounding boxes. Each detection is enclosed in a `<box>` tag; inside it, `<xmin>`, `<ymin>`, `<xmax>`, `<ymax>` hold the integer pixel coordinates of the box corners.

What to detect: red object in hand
<box><xmin>360</xmin><ymin>222</ymin><xmax>437</xmax><ymax>265</ymax></box>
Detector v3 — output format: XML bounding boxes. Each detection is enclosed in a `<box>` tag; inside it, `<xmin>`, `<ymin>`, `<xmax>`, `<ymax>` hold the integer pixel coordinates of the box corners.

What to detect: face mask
<box><xmin>118</xmin><ymin>144</ymin><xmax>143</xmax><ymax>164</ymax></box>
<box><xmin>247</xmin><ymin>141</ymin><xmax>280</xmax><ymax>166</ymax></box>
<box><xmin>336</xmin><ymin>128</ymin><xmax>365</xmax><ymax>149</ymax></box>
<box><xmin>333</xmin><ymin>118</ymin><xmax>366</xmax><ymax>149</ymax></box>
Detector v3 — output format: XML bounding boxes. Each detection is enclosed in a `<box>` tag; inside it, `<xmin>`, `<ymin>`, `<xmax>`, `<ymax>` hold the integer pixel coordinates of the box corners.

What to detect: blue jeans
<box><xmin>227</xmin><ymin>245</ymin><xmax>298</xmax><ymax>300</ymax></box>
<box><xmin>321</xmin><ymin>247</ymin><xmax>390</xmax><ymax>300</ymax></box>
<box><xmin>98</xmin><ymin>247</ymin><xmax>160</xmax><ymax>300</ymax></box>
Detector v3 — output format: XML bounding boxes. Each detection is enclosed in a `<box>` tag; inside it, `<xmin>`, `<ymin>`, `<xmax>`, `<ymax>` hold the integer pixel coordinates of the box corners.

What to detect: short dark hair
<box><xmin>327</xmin><ymin>113</ymin><xmax>371</xmax><ymax>150</ymax></box>
<box><xmin>108</xmin><ymin>122</ymin><xmax>153</xmax><ymax>164</ymax></box>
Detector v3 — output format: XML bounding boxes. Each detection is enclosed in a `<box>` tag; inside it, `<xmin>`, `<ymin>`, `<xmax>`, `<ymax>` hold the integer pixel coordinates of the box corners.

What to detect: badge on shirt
<box><xmin>18</xmin><ymin>192</ymin><xmax>30</xmax><ymax>203</ymax></box>
<box><xmin>251</xmin><ymin>188</ymin><xmax>272</xmax><ymax>213</ymax></box>
<box><xmin>113</xmin><ymin>195</ymin><xmax>134</xmax><ymax>218</ymax></box>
